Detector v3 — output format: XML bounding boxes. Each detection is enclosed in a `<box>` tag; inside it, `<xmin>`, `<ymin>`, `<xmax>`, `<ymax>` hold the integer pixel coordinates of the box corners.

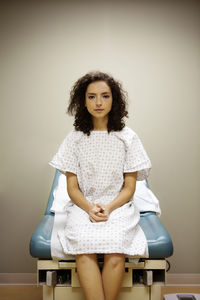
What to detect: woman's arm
<box><xmin>66</xmin><ymin>172</ymin><xmax>108</xmax><ymax>222</ymax></box>
<box><xmin>108</xmin><ymin>171</ymin><xmax>137</xmax><ymax>212</ymax></box>
<box><xmin>97</xmin><ymin>172</ymin><xmax>137</xmax><ymax>218</ymax></box>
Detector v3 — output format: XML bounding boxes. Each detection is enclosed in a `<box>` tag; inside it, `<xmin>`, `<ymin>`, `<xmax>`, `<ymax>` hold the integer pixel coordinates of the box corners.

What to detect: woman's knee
<box><xmin>104</xmin><ymin>254</ymin><xmax>125</xmax><ymax>269</ymax></box>
<box><xmin>76</xmin><ymin>254</ymin><xmax>97</xmax><ymax>266</ymax></box>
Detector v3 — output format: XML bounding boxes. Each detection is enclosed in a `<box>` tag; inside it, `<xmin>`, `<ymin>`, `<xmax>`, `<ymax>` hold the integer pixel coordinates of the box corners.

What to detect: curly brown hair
<box><xmin>67</xmin><ymin>71</ymin><xmax>128</xmax><ymax>135</ymax></box>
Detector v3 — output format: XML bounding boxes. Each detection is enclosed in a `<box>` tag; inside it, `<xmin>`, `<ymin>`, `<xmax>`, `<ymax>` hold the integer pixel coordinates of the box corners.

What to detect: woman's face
<box><xmin>85</xmin><ymin>81</ymin><xmax>113</xmax><ymax>122</ymax></box>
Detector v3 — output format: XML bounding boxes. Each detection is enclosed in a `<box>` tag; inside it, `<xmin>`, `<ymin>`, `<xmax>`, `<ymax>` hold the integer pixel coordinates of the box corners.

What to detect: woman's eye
<box><xmin>88</xmin><ymin>95</ymin><xmax>95</xmax><ymax>100</ymax></box>
<box><xmin>103</xmin><ymin>94</ymin><xmax>110</xmax><ymax>99</ymax></box>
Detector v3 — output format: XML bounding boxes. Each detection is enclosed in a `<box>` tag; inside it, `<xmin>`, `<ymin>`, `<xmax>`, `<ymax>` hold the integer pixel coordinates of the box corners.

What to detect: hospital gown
<box><xmin>49</xmin><ymin>126</ymin><xmax>152</xmax><ymax>257</ymax></box>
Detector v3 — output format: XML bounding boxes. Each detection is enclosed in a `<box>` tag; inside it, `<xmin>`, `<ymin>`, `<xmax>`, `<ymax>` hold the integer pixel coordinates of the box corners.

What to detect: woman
<box><xmin>49</xmin><ymin>71</ymin><xmax>151</xmax><ymax>300</ymax></box>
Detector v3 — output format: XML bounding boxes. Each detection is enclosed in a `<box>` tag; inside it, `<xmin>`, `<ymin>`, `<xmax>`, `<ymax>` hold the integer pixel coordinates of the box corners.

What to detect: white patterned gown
<box><xmin>49</xmin><ymin>126</ymin><xmax>152</xmax><ymax>257</ymax></box>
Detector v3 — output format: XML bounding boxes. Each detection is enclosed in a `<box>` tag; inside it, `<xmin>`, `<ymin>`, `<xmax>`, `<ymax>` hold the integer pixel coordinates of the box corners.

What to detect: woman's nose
<box><xmin>96</xmin><ymin>96</ymin><xmax>102</xmax><ymax>106</ymax></box>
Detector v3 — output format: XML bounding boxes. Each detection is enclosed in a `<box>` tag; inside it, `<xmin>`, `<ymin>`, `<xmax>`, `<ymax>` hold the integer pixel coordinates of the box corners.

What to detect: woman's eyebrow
<box><xmin>87</xmin><ymin>92</ymin><xmax>110</xmax><ymax>95</ymax></box>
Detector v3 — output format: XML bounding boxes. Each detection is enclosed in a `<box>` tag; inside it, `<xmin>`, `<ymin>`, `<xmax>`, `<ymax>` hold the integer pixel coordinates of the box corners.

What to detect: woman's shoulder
<box><xmin>120</xmin><ymin>126</ymin><xmax>137</xmax><ymax>137</ymax></box>
<box><xmin>113</xmin><ymin>126</ymin><xmax>137</xmax><ymax>145</ymax></box>
<box><xmin>63</xmin><ymin>129</ymin><xmax>84</xmax><ymax>144</ymax></box>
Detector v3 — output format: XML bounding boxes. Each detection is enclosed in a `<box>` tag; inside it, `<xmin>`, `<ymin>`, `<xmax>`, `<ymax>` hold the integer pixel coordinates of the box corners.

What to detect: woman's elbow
<box><xmin>66</xmin><ymin>172</ymin><xmax>79</xmax><ymax>198</ymax></box>
<box><xmin>67</xmin><ymin>185</ymin><xmax>76</xmax><ymax>198</ymax></box>
<box><xmin>129</xmin><ymin>186</ymin><xmax>136</xmax><ymax>198</ymax></box>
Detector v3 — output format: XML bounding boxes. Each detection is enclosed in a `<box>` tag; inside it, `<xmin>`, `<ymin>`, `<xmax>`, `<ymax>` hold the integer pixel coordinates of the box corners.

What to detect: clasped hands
<box><xmin>89</xmin><ymin>203</ymin><xmax>111</xmax><ymax>223</ymax></box>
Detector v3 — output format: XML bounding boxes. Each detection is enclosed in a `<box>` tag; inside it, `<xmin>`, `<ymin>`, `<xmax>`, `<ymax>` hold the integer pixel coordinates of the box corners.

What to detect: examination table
<box><xmin>30</xmin><ymin>170</ymin><xmax>173</xmax><ymax>300</ymax></box>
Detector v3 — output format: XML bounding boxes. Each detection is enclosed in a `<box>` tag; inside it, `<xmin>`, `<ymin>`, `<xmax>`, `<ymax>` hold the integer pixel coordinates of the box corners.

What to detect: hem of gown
<box><xmin>58</xmin><ymin>232</ymin><xmax>149</xmax><ymax>258</ymax></box>
<box><xmin>52</xmin><ymin>253</ymin><xmax>149</xmax><ymax>261</ymax></box>
<box><xmin>58</xmin><ymin>223</ymin><xmax>149</xmax><ymax>257</ymax></box>
<box><xmin>58</xmin><ymin>249</ymin><xmax>149</xmax><ymax>258</ymax></box>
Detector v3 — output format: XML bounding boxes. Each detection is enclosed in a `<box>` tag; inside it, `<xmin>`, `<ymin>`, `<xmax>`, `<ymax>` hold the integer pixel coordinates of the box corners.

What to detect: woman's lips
<box><xmin>94</xmin><ymin>109</ymin><xmax>104</xmax><ymax>112</ymax></box>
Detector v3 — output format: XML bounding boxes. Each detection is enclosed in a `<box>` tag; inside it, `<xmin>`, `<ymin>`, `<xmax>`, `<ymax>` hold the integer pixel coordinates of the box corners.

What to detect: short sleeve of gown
<box><xmin>123</xmin><ymin>128</ymin><xmax>152</xmax><ymax>181</ymax></box>
<box><xmin>49</xmin><ymin>131</ymin><xmax>80</xmax><ymax>175</ymax></box>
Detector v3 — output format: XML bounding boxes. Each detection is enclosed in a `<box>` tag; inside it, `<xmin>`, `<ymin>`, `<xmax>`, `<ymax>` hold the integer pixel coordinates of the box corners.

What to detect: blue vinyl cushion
<box><xmin>30</xmin><ymin>171</ymin><xmax>173</xmax><ymax>259</ymax></box>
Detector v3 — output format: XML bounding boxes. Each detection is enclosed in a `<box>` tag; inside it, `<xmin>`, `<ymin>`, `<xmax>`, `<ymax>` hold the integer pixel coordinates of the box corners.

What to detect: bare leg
<box><xmin>76</xmin><ymin>254</ymin><xmax>105</xmax><ymax>300</ymax></box>
<box><xmin>102</xmin><ymin>254</ymin><xmax>125</xmax><ymax>300</ymax></box>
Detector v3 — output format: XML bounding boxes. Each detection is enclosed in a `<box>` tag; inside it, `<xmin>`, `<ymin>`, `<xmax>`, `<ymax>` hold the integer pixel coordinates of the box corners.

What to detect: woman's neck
<box><xmin>92</xmin><ymin>117</ymin><xmax>108</xmax><ymax>131</ymax></box>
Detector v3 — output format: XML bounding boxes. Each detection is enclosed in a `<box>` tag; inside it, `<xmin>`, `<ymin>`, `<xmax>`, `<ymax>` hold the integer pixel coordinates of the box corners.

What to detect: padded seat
<box><xmin>30</xmin><ymin>171</ymin><xmax>173</xmax><ymax>260</ymax></box>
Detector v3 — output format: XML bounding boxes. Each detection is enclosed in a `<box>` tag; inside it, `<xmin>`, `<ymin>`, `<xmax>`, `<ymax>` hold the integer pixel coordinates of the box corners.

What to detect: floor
<box><xmin>1</xmin><ymin>285</ymin><xmax>200</xmax><ymax>300</ymax></box>
<box><xmin>0</xmin><ymin>286</ymin><xmax>42</xmax><ymax>300</ymax></box>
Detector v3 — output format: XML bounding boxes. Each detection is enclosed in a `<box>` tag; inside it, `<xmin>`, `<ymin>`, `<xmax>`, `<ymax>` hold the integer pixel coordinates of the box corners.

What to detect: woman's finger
<box><xmin>89</xmin><ymin>215</ymin><xmax>96</xmax><ymax>223</ymax></box>
<box><xmin>91</xmin><ymin>213</ymin><xmax>108</xmax><ymax>222</ymax></box>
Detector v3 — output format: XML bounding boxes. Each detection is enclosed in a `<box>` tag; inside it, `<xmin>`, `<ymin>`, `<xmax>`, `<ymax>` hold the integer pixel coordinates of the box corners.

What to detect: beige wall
<box><xmin>0</xmin><ymin>1</ymin><xmax>199</xmax><ymax>273</ymax></box>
